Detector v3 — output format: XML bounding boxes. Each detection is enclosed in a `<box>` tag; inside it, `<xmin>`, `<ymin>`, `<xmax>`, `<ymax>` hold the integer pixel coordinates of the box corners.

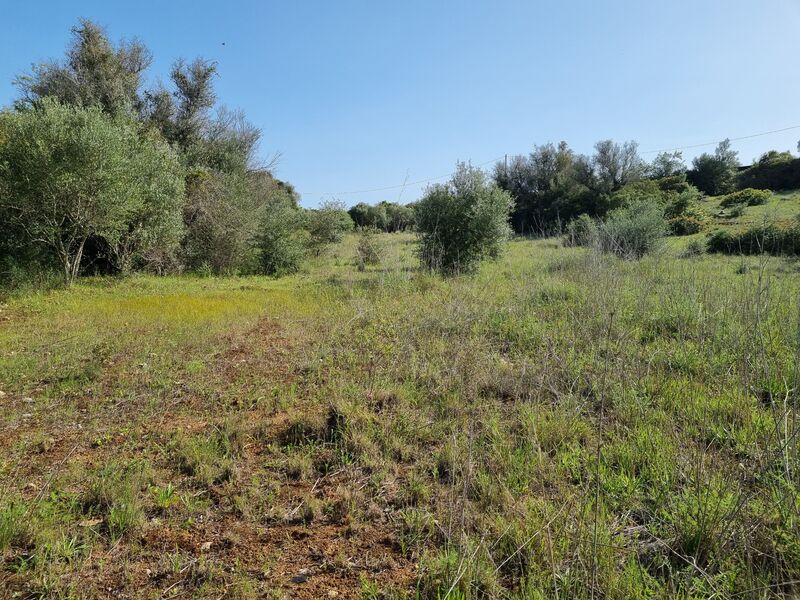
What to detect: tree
<box><xmin>494</xmin><ymin>142</ymin><xmax>587</xmax><ymax>233</ymax></box>
<box><xmin>0</xmin><ymin>100</ymin><xmax>183</xmax><ymax>283</ymax></box>
<box><xmin>649</xmin><ymin>151</ymin><xmax>686</xmax><ymax>179</ymax></box>
<box><xmin>688</xmin><ymin>139</ymin><xmax>739</xmax><ymax>196</ymax></box>
<box><xmin>306</xmin><ymin>200</ymin><xmax>354</xmax><ymax>254</ymax></box>
<box><xmin>111</xmin><ymin>129</ymin><xmax>185</xmax><ymax>274</ymax></box>
<box><xmin>592</xmin><ymin>139</ymin><xmax>645</xmax><ymax>193</ymax></box>
<box><xmin>416</xmin><ymin>163</ymin><xmax>512</xmax><ymax>273</ymax></box>
<box><xmin>15</xmin><ymin>19</ymin><xmax>151</xmax><ymax>118</ymax></box>
<box><xmin>256</xmin><ymin>189</ymin><xmax>308</xmax><ymax>276</ymax></box>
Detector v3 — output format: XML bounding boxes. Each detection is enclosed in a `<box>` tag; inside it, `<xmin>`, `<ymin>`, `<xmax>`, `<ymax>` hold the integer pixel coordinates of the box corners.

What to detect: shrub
<box><xmin>727</xmin><ymin>204</ymin><xmax>746</xmax><ymax>217</ymax></box>
<box><xmin>306</xmin><ymin>200</ymin><xmax>354</xmax><ymax>254</ymax></box>
<box><xmin>738</xmin><ymin>151</ymin><xmax>800</xmax><ymax>191</ymax></box>
<box><xmin>719</xmin><ymin>188</ymin><xmax>771</xmax><ymax>208</ymax></box>
<box><xmin>355</xmin><ymin>227</ymin><xmax>383</xmax><ymax>271</ymax></box>
<box><xmin>597</xmin><ymin>199</ymin><xmax>667</xmax><ymax>258</ymax></box>
<box><xmin>0</xmin><ymin>99</ymin><xmax>184</xmax><ymax>283</ymax></box>
<box><xmin>256</xmin><ymin>196</ymin><xmax>308</xmax><ymax>276</ymax></box>
<box><xmin>416</xmin><ymin>162</ymin><xmax>513</xmax><ymax>273</ymax></box>
<box><xmin>706</xmin><ymin>220</ymin><xmax>800</xmax><ymax>255</ymax></box>
<box><xmin>668</xmin><ymin>215</ymin><xmax>705</xmax><ymax>236</ymax></box>
<box><xmin>681</xmin><ymin>239</ymin><xmax>705</xmax><ymax>258</ymax></box>
<box><xmin>564</xmin><ymin>213</ymin><xmax>599</xmax><ymax>247</ymax></box>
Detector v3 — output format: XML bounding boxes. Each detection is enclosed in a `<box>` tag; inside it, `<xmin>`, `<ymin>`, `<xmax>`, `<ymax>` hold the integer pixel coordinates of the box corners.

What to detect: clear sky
<box><xmin>2</xmin><ymin>1</ymin><xmax>799</xmax><ymax>207</ymax></box>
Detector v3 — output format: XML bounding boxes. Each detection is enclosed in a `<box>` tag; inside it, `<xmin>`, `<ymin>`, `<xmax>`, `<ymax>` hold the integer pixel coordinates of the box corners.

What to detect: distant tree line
<box><xmin>0</xmin><ymin>20</ymin><xmax>353</xmax><ymax>285</ymax></box>
<box><xmin>494</xmin><ymin>138</ymin><xmax>800</xmax><ymax>235</ymax></box>
<box><xmin>347</xmin><ymin>201</ymin><xmax>415</xmax><ymax>232</ymax></box>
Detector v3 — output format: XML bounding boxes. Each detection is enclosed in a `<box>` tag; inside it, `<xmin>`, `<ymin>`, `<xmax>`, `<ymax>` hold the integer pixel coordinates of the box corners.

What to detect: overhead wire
<box><xmin>299</xmin><ymin>124</ymin><xmax>800</xmax><ymax>198</ymax></box>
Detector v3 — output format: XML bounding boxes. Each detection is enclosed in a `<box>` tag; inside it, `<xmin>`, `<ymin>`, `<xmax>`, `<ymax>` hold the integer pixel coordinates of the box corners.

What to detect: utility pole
<box><xmin>504</xmin><ymin>153</ymin><xmax>508</xmax><ymax>176</ymax></box>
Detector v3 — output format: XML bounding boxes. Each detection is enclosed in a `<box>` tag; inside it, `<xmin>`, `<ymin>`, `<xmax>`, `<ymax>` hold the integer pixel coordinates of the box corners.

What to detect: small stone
<box><xmin>0</xmin><ymin>390</ymin><xmax>6</xmax><ymax>398</ymax></box>
<box><xmin>291</xmin><ymin>574</ymin><xmax>308</xmax><ymax>584</ymax></box>
<box><xmin>22</xmin><ymin>397</ymin><xmax>34</xmax><ymax>403</ymax></box>
<box><xmin>200</xmin><ymin>541</ymin><xmax>212</xmax><ymax>552</ymax></box>
<box><xmin>21</xmin><ymin>413</ymin><xmax>32</xmax><ymax>419</ymax></box>
<box><xmin>327</xmin><ymin>591</ymin><xmax>339</xmax><ymax>598</ymax></box>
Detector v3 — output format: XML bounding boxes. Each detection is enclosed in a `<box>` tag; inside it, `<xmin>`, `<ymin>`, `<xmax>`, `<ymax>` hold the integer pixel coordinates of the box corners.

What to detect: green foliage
<box><xmin>564</xmin><ymin>213</ymin><xmax>599</xmax><ymax>247</ymax></box>
<box><xmin>598</xmin><ymin>199</ymin><xmax>668</xmax><ymax>258</ymax></box>
<box><xmin>417</xmin><ymin>162</ymin><xmax>513</xmax><ymax>273</ymax></box>
<box><xmin>355</xmin><ymin>228</ymin><xmax>384</xmax><ymax>271</ymax></box>
<box><xmin>688</xmin><ymin>139</ymin><xmax>739</xmax><ymax>195</ymax></box>
<box><xmin>719</xmin><ymin>187</ymin><xmax>772</xmax><ymax>208</ymax></box>
<box><xmin>83</xmin><ymin>461</ymin><xmax>147</xmax><ymax>541</ymax></box>
<box><xmin>706</xmin><ymin>219</ymin><xmax>800</xmax><ymax>255</ymax></box>
<box><xmin>306</xmin><ymin>200</ymin><xmax>354</xmax><ymax>254</ymax></box>
<box><xmin>609</xmin><ymin>176</ymin><xmax>705</xmax><ymax>237</ymax></box>
<box><xmin>0</xmin><ymin>501</ymin><xmax>30</xmax><ymax>551</ymax></box>
<box><xmin>495</xmin><ymin>140</ymin><xmax>646</xmax><ymax>234</ymax></box>
<box><xmin>648</xmin><ymin>151</ymin><xmax>686</xmax><ymax>178</ymax></box>
<box><xmin>256</xmin><ymin>191</ymin><xmax>309</xmax><ymax>276</ymax></box>
<box><xmin>668</xmin><ymin>214</ymin><xmax>705</xmax><ymax>235</ymax></box>
<box><xmin>14</xmin><ymin>19</ymin><xmax>150</xmax><ymax>118</ymax></box>
<box><xmin>348</xmin><ymin>201</ymin><xmax>414</xmax><ymax>232</ymax></box>
<box><xmin>738</xmin><ymin>150</ymin><xmax>800</xmax><ymax>191</ymax></box>
<box><xmin>0</xmin><ymin>99</ymin><xmax>184</xmax><ymax>283</ymax></box>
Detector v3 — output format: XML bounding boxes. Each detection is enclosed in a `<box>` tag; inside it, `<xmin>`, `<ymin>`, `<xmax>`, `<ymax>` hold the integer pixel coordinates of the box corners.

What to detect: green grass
<box><xmin>1</xmin><ymin>232</ymin><xmax>799</xmax><ymax>597</ymax></box>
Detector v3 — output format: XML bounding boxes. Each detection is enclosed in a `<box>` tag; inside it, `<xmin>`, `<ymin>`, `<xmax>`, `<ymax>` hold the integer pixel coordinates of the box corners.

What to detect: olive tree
<box><xmin>416</xmin><ymin>163</ymin><xmax>513</xmax><ymax>273</ymax></box>
<box><xmin>0</xmin><ymin>100</ymin><xmax>183</xmax><ymax>283</ymax></box>
<box><xmin>688</xmin><ymin>139</ymin><xmax>739</xmax><ymax>196</ymax></box>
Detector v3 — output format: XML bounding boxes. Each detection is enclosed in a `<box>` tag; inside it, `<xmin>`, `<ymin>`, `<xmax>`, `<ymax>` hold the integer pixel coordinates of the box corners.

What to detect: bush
<box><xmin>706</xmin><ymin>220</ymin><xmax>800</xmax><ymax>255</ymax></box>
<box><xmin>598</xmin><ymin>199</ymin><xmax>667</xmax><ymax>258</ymax></box>
<box><xmin>719</xmin><ymin>188</ymin><xmax>772</xmax><ymax>208</ymax></box>
<box><xmin>668</xmin><ymin>215</ymin><xmax>706</xmax><ymax>236</ymax></box>
<box><xmin>564</xmin><ymin>214</ymin><xmax>599</xmax><ymax>247</ymax></box>
<box><xmin>355</xmin><ymin>228</ymin><xmax>383</xmax><ymax>271</ymax></box>
<box><xmin>256</xmin><ymin>196</ymin><xmax>308</xmax><ymax>276</ymax></box>
<box><xmin>416</xmin><ymin>163</ymin><xmax>513</xmax><ymax>273</ymax></box>
<box><xmin>738</xmin><ymin>151</ymin><xmax>800</xmax><ymax>191</ymax></box>
<box><xmin>727</xmin><ymin>204</ymin><xmax>746</xmax><ymax>217</ymax></box>
<box><xmin>306</xmin><ymin>200</ymin><xmax>354</xmax><ymax>254</ymax></box>
<box><xmin>681</xmin><ymin>239</ymin><xmax>705</xmax><ymax>258</ymax></box>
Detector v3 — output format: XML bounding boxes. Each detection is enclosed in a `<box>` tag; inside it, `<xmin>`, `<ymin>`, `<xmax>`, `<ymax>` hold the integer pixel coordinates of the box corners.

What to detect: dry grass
<box><xmin>1</xmin><ymin>232</ymin><xmax>799</xmax><ymax>598</ymax></box>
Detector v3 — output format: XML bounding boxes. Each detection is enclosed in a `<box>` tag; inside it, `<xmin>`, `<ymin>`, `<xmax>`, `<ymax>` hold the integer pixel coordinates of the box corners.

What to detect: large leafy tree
<box><xmin>15</xmin><ymin>19</ymin><xmax>151</xmax><ymax>118</ymax></box>
<box><xmin>0</xmin><ymin>100</ymin><xmax>183</xmax><ymax>283</ymax></box>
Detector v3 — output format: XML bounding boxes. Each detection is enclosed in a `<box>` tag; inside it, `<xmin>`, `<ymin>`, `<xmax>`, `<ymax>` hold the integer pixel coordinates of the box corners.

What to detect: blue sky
<box><xmin>2</xmin><ymin>1</ymin><xmax>799</xmax><ymax>207</ymax></box>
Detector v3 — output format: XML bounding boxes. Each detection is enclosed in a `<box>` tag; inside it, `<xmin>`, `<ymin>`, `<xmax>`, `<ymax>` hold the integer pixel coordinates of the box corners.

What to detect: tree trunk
<box><xmin>66</xmin><ymin>238</ymin><xmax>86</xmax><ymax>285</ymax></box>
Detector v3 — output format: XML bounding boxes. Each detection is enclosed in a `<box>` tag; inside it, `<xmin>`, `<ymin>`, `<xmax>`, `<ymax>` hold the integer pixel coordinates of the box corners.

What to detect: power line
<box><xmin>299</xmin><ymin>156</ymin><xmax>503</xmax><ymax>197</ymax></box>
<box><xmin>640</xmin><ymin>124</ymin><xmax>800</xmax><ymax>154</ymax></box>
<box><xmin>299</xmin><ymin>124</ymin><xmax>800</xmax><ymax>198</ymax></box>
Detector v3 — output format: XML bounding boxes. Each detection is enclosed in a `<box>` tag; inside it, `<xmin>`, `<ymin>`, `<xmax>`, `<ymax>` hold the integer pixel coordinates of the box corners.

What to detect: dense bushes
<box><xmin>0</xmin><ymin>99</ymin><xmax>184</xmax><ymax>283</ymax></box>
<box><xmin>256</xmin><ymin>194</ymin><xmax>309</xmax><ymax>276</ymax></box>
<box><xmin>0</xmin><ymin>19</ymin><xmax>313</xmax><ymax>285</ymax></box>
<box><xmin>738</xmin><ymin>151</ymin><xmax>800</xmax><ymax>191</ymax></box>
<box><xmin>706</xmin><ymin>219</ymin><xmax>800</xmax><ymax>256</ymax></box>
<box><xmin>565</xmin><ymin>200</ymin><xmax>667</xmax><ymax>258</ymax></box>
<box><xmin>719</xmin><ymin>188</ymin><xmax>771</xmax><ymax>208</ymax></box>
<box><xmin>348</xmin><ymin>201</ymin><xmax>414</xmax><ymax>232</ymax></box>
<box><xmin>598</xmin><ymin>199</ymin><xmax>668</xmax><ymax>258</ymax></box>
<box><xmin>416</xmin><ymin>163</ymin><xmax>513</xmax><ymax>273</ymax></box>
<box><xmin>494</xmin><ymin>140</ymin><xmax>644</xmax><ymax>234</ymax></box>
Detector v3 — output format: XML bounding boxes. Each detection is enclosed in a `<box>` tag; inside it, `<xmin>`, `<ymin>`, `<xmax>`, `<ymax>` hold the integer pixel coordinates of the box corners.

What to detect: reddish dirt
<box><xmin>1</xmin><ymin>315</ymin><xmax>417</xmax><ymax>598</ymax></box>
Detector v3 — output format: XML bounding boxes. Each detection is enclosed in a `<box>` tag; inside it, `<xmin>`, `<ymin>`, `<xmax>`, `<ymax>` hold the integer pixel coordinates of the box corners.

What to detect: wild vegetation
<box><xmin>2</xmin><ymin>17</ymin><xmax>800</xmax><ymax>600</ymax></box>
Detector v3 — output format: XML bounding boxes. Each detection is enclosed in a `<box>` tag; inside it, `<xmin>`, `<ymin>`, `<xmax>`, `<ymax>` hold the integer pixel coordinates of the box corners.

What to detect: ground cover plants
<box><xmin>1</xmin><ymin>231</ymin><xmax>799</xmax><ymax>598</ymax></box>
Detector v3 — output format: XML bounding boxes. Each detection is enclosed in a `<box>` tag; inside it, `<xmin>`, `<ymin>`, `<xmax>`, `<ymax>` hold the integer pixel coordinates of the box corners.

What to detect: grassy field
<box><xmin>2</xmin><ymin>230</ymin><xmax>800</xmax><ymax>598</ymax></box>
